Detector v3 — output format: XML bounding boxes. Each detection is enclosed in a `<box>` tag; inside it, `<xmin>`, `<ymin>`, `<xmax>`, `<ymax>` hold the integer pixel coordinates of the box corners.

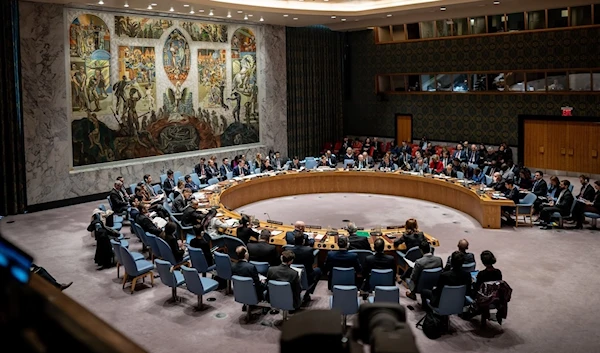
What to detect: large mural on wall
<box><xmin>115</xmin><ymin>16</ymin><xmax>173</xmax><ymax>39</ymax></box>
<box><xmin>182</xmin><ymin>21</ymin><xmax>227</xmax><ymax>42</ymax></box>
<box><xmin>69</xmin><ymin>12</ymin><xmax>260</xmax><ymax>167</ymax></box>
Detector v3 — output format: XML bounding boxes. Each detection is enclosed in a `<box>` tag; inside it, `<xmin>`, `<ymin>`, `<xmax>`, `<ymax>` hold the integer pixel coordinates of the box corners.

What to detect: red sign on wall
<box><xmin>561</xmin><ymin>106</ymin><xmax>573</xmax><ymax>116</ymax></box>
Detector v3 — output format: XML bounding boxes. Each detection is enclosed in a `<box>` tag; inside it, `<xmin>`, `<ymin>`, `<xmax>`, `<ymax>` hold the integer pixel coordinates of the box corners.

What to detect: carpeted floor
<box><xmin>2</xmin><ymin>191</ymin><xmax>600</xmax><ymax>353</ymax></box>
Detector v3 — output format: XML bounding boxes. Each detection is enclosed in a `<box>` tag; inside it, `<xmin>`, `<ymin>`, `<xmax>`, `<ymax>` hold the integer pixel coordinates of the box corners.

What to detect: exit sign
<box><xmin>561</xmin><ymin>106</ymin><xmax>573</xmax><ymax>116</ymax></box>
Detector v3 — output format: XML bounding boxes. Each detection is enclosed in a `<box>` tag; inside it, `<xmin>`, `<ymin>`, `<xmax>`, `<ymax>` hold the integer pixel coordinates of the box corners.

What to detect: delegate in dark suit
<box><xmin>348</xmin><ymin>235</ymin><xmax>371</xmax><ymax>251</ymax></box>
<box><xmin>408</xmin><ymin>253</ymin><xmax>443</xmax><ymax>291</ymax></box>
<box><xmin>540</xmin><ymin>185</ymin><xmax>575</xmax><ymax>223</ymax></box>
<box><xmin>181</xmin><ymin>206</ymin><xmax>204</xmax><ymax>227</ymax></box>
<box><xmin>172</xmin><ymin>194</ymin><xmax>188</xmax><ymax>213</ymax></box>
<box><xmin>248</xmin><ymin>242</ymin><xmax>280</xmax><ymax>266</ymax></box>
<box><xmin>579</xmin><ymin>183</ymin><xmax>596</xmax><ymax>202</ymax></box>
<box><xmin>285</xmin><ymin>231</ymin><xmax>315</xmax><ymax>246</ymax></box>
<box><xmin>324</xmin><ymin>250</ymin><xmax>362</xmax><ymax>289</ymax></box>
<box><xmin>109</xmin><ymin>188</ymin><xmax>129</xmax><ymax>213</ymax></box>
<box><xmin>237</xmin><ymin>226</ymin><xmax>258</xmax><ymax>245</ymax></box>
<box><xmin>531</xmin><ymin>179</ymin><xmax>548</xmax><ymax>197</ymax></box>
<box><xmin>162</xmin><ymin>178</ymin><xmax>175</xmax><ymax>196</ymax></box>
<box><xmin>290</xmin><ymin>245</ymin><xmax>322</xmax><ymax>295</ymax></box>
<box><xmin>362</xmin><ymin>253</ymin><xmax>396</xmax><ymax>291</ymax></box>
<box><xmin>233</xmin><ymin>165</ymin><xmax>250</xmax><ymax>177</ymax></box>
<box><xmin>424</xmin><ymin>268</ymin><xmax>471</xmax><ymax>308</ymax></box>
<box><xmin>220</xmin><ymin>164</ymin><xmax>232</xmax><ymax>177</ymax></box>
<box><xmin>394</xmin><ymin>232</ymin><xmax>426</xmax><ymax>253</ymax></box>
<box><xmin>136</xmin><ymin>213</ymin><xmax>162</xmax><ymax>236</ymax></box>
<box><xmin>232</xmin><ymin>260</ymin><xmax>265</xmax><ymax>301</ymax></box>
<box><xmin>267</xmin><ymin>264</ymin><xmax>302</xmax><ymax>309</ymax></box>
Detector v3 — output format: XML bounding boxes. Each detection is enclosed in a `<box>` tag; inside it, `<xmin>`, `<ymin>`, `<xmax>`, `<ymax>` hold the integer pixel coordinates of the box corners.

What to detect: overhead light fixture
<box><xmin>293</xmin><ymin>17</ymin><xmax>298</xmax><ymax>20</ymax></box>
<box><xmin>331</xmin><ymin>15</ymin><xmax>336</xmax><ymax>19</ymax></box>
<box><xmin>440</xmin><ymin>6</ymin><xmax>446</xmax><ymax>11</ymax></box>
<box><xmin>248</xmin><ymin>14</ymin><xmax>253</xmax><ymax>17</ymax></box>
<box><xmin>283</xmin><ymin>14</ymin><xmax>289</xmax><ymax>17</ymax></box>
<box><xmin>147</xmin><ymin>5</ymin><xmax>152</xmax><ymax>10</ymax></box>
<box><xmin>341</xmin><ymin>18</ymin><xmax>346</xmax><ymax>21</ymax></box>
<box><xmin>387</xmin><ymin>14</ymin><xmax>392</xmax><ymax>17</ymax></box>
<box><xmin>123</xmin><ymin>2</ymin><xmax>128</xmax><ymax>7</ymax></box>
<box><xmin>169</xmin><ymin>7</ymin><xmax>174</xmax><ymax>12</ymax></box>
<box><xmin>98</xmin><ymin>0</ymin><xmax>104</xmax><ymax>4</ymax></box>
<box><xmin>151</xmin><ymin>2</ymin><xmax>157</xmax><ymax>5</ymax></box>
<box><xmin>259</xmin><ymin>17</ymin><xmax>264</xmax><ymax>22</ymax></box>
<box><xmin>209</xmin><ymin>9</ymin><xmax>214</xmax><ymax>16</ymax></box>
<box><xmin>199</xmin><ymin>9</ymin><xmax>204</xmax><ymax>12</ymax></box>
<box><xmin>190</xmin><ymin>8</ymin><xmax>195</xmax><ymax>14</ymax></box>
<box><xmin>237</xmin><ymin>10</ymin><xmax>243</xmax><ymax>13</ymax></box>
<box><xmin>493</xmin><ymin>1</ymin><xmax>500</xmax><ymax>4</ymax></box>
<box><xmin>227</xmin><ymin>12</ymin><xmax>232</xmax><ymax>18</ymax></box>
<box><xmin>183</xmin><ymin>4</ymin><xmax>189</xmax><ymax>7</ymax></box>
<box><xmin>244</xmin><ymin>14</ymin><xmax>248</xmax><ymax>20</ymax></box>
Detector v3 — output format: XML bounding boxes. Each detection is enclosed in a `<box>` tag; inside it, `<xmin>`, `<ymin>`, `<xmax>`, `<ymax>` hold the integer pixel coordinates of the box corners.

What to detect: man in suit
<box><xmin>181</xmin><ymin>200</ymin><xmax>206</xmax><ymax>227</ymax></box>
<box><xmin>442</xmin><ymin>164</ymin><xmax>457</xmax><ymax>178</ymax></box>
<box><xmin>220</xmin><ymin>158</ymin><xmax>232</xmax><ymax>177</ymax></box>
<box><xmin>290</xmin><ymin>232</ymin><xmax>322</xmax><ymax>302</ymax></box>
<box><xmin>362</xmin><ymin>152</ymin><xmax>375</xmax><ymax>169</ymax></box>
<box><xmin>184</xmin><ymin>175</ymin><xmax>199</xmax><ymax>193</ymax></box>
<box><xmin>194</xmin><ymin>157</ymin><xmax>207</xmax><ymax>179</ymax></box>
<box><xmin>267</xmin><ymin>250</ymin><xmax>302</xmax><ymax>310</ymax></box>
<box><xmin>444</xmin><ymin>239</ymin><xmax>475</xmax><ymax>271</ymax></box>
<box><xmin>326</xmin><ymin>150</ymin><xmax>337</xmax><ymax>167</ymax></box>
<box><xmin>272</xmin><ymin>151</ymin><xmax>284</xmax><ymax>170</ymax></box>
<box><xmin>116</xmin><ymin>176</ymin><xmax>129</xmax><ymax>198</ymax></box>
<box><xmin>453</xmin><ymin>144</ymin><xmax>467</xmax><ymax>162</ymax></box>
<box><xmin>109</xmin><ymin>181</ymin><xmax>129</xmax><ymax>213</ymax></box>
<box><xmin>577</xmin><ymin>175</ymin><xmax>595</xmax><ymax>202</ymax></box>
<box><xmin>143</xmin><ymin>174</ymin><xmax>156</xmax><ymax>197</ymax></box>
<box><xmin>285</xmin><ymin>221</ymin><xmax>315</xmax><ymax>246</ymax></box>
<box><xmin>346</xmin><ymin>223</ymin><xmax>371</xmax><ymax>251</ymax></box>
<box><xmin>440</xmin><ymin>151</ymin><xmax>452</xmax><ymax>170</ymax></box>
<box><xmin>501</xmin><ymin>179</ymin><xmax>520</xmax><ymax>226</ymax></box>
<box><xmin>233</xmin><ymin>159</ymin><xmax>250</xmax><ymax>176</ymax></box>
<box><xmin>539</xmin><ymin>180</ymin><xmax>575</xmax><ymax>229</ymax></box>
<box><xmin>362</xmin><ymin>238</ymin><xmax>396</xmax><ymax>291</ymax></box>
<box><xmin>421</xmin><ymin>251</ymin><xmax>471</xmax><ymax>309</ymax></box>
<box><xmin>205</xmin><ymin>160</ymin><xmax>221</xmax><ymax>180</ymax></box>
<box><xmin>135</xmin><ymin>204</ymin><xmax>163</xmax><ymax>236</ymax></box>
<box><xmin>324</xmin><ymin>237</ymin><xmax>362</xmax><ymax>289</ymax></box>
<box><xmin>412</xmin><ymin>158</ymin><xmax>430</xmax><ymax>174</ymax></box>
<box><xmin>490</xmin><ymin>172</ymin><xmax>507</xmax><ymax>193</ymax></box>
<box><xmin>467</xmin><ymin>144</ymin><xmax>480</xmax><ymax>169</ymax></box>
<box><xmin>232</xmin><ymin>246</ymin><xmax>265</xmax><ymax>305</ymax></box>
<box><xmin>290</xmin><ymin>156</ymin><xmax>302</xmax><ymax>170</ymax></box>
<box><xmin>405</xmin><ymin>241</ymin><xmax>443</xmax><ymax>300</ymax></box>
<box><xmin>531</xmin><ymin>171</ymin><xmax>548</xmax><ymax>196</ymax></box>
<box><xmin>172</xmin><ymin>188</ymin><xmax>191</xmax><ymax>213</ymax></box>
<box><xmin>162</xmin><ymin>170</ymin><xmax>176</xmax><ymax>196</ymax></box>
<box><xmin>356</xmin><ymin>154</ymin><xmax>369</xmax><ymax>169</ymax></box>
<box><xmin>339</xmin><ymin>136</ymin><xmax>352</xmax><ymax>156</ymax></box>
<box><xmin>248</xmin><ymin>230</ymin><xmax>279</xmax><ymax>266</ymax></box>
<box><xmin>500</xmin><ymin>163</ymin><xmax>515</xmax><ymax>181</ymax></box>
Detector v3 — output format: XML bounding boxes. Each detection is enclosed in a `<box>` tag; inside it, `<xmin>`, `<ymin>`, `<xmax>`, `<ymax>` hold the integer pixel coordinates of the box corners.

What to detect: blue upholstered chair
<box><xmin>226</xmin><ymin>171</ymin><xmax>234</xmax><ymax>180</ymax></box>
<box><xmin>369</xmin><ymin>269</ymin><xmax>394</xmax><ymax>290</ymax></box>
<box><xmin>330</xmin><ymin>285</ymin><xmax>360</xmax><ymax>329</ymax></box>
<box><xmin>155</xmin><ymin>236</ymin><xmax>190</xmax><ymax>268</ymax></box>
<box><xmin>220</xmin><ymin>235</ymin><xmax>246</xmax><ymax>260</ymax></box>
<box><xmin>188</xmin><ymin>246</ymin><xmax>216</xmax><ymax>277</ymax></box>
<box><xmin>129</xmin><ymin>183</ymin><xmax>137</xmax><ymax>195</ymax></box>
<box><xmin>181</xmin><ymin>265</ymin><xmax>219</xmax><ymax>310</ymax></box>
<box><xmin>208</xmin><ymin>177</ymin><xmax>220</xmax><ymax>185</ymax></box>
<box><xmin>145</xmin><ymin>232</ymin><xmax>162</xmax><ymax>262</ymax></box>
<box><xmin>250</xmin><ymin>261</ymin><xmax>270</xmax><ymax>276</ymax></box>
<box><xmin>189</xmin><ymin>172</ymin><xmax>201</xmax><ymax>187</ymax></box>
<box><xmin>397</xmin><ymin>246</ymin><xmax>423</xmax><ymax>272</ymax></box>
<box><xmin>462</xmin><ymin>262</ymin><xmax>476</xmax><ymax>273</ymax></box>
<box><xmin>484</xmin><ymin>175</ymin><xmax>492</xmax><ymax>186</ymax></box>
<box><xmin>110</xmin><ymin>239</ymin><xmax>144</xmax><ymax>279</ymax></box>
<box><xmin>119</xmin><ymin>245</ymin><xmax>154</xmax><ymax>294</ymax></box>
<box><xmin>550</xmin><ymin>198</ymin><xmax>578</xmax><ymax>228</ymax></box>
<box><xmin>416</xmin><ymin>285</ymin><xmax>468</xmax><ymax>329</ymax></box>
<box><xmin>368</xmin><ymin>286</ymin><xmax>400</xmax><ymax>304</ymax></box>
<box><xmin>349</xmin><ymin>249</ymin><xmax>373</xmax><ymax>272</ymax></box>
<box><xmin>515</xmin><ymin>192</ymin><xmax>538</xmax><ymax>227</ymax></box>
<box><xmin>155</xmin><ymin>259</ymin><xmax>186</xmax><ymax>302</ymax></box>
<box><xmin>160</xmin><ymin>174</ymin><xmax>167</xmax><ymax>185</ymax></box>
<box><xmin>305</xmin><ymin>159</ymin><xmax>318</xmax><ymax>170</ymax></box>
<box><xmin>332</xmin><ymin>267</ymin><xmax>355</xmax><ymax>288</ymax></box>
<box><xmin>268</xmin><ymin>280</ymin><xmax>295</xmax><ymax>321</ymax></box>
<box><xmin>584</xmin><ymin>212</ymin><xmax>600</xmax><ymax>228</ymax></box>
<box><xmin>412</xmin><ymin>267</ymin><xmax>442</xmax><ymax>294</ymax></box>
<box><xmin>214</xmin><ymin>251</ymin><xmax>233</xmax><ymax>294</ymax></box>
<box><xmin>152</xmin><ymin>184</ymin><xmax>162</xmax><ymax>195</ymax></box>
<box><xmin>456</xmin><ymin>171</ymin><xmax>465</xmax><ymax>179</ymax></box>
<box><xmin>174</xmin><ymin>171</ymin><xmax>183</xmax><ymax>184</ymax></box>
<box><xmin>232</xmin><ymin>275</ymin><xmax>260</xmax><ymax>322</ymax></box>
<box><xmin>291</xmin><ymin>264</ymin><xmax>309</xmax><ymax>291</ymax></box>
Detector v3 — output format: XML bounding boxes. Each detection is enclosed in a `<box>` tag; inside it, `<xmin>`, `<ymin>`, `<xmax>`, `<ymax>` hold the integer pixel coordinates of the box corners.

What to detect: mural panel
<box><xmin>163</xmin><ymin>29</ymin><xmax>191</xmax><ymax>86</ymax></box>
<box><xmin>198</xmin><ymin>49</ymin><xmax>226</xmax><ymax>108</ymax></box>
<box><xmin>230</xmin><ymin>28</ymin><xmax>258</xmax><ymax>127</ymax></box>
<box><xmin>115</xmin><ymin>16</ymin><xmax>173</xmax><ymax>39</ymax></box>
<box><xmin>182</xmin><ymin>21</ymin><xmax>227</xmax><ymax>42</ymax></box>
<box><xmin>117</xmin><ymin>46</ymin><xmax>156</xmax><ymax>115</ymax></box>
<box><xmin>69</xmin><ymin>14</ymin><xmax>112</xmax><ymax>117</ymax></box>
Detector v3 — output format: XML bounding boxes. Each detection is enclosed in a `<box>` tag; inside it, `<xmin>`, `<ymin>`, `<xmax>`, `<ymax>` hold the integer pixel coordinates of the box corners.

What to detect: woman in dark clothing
<box><xmin>236</xmin><ymin>215</ymin><xmax>259</xmax><ymax>244</ymax></box>
<box><xmin>189</xmin><ymin>225</ymin><xmax>214</xmax><ymax>266</ymax></box>
<box><xmin>161</xmin><ymin>222</ymin><xmax>185</xmax><ymax>263</ymax></box>
<box><xmin>474</xmin><ymin>250</ymin><xmax>502</xmax><ymax>292</ymax></box>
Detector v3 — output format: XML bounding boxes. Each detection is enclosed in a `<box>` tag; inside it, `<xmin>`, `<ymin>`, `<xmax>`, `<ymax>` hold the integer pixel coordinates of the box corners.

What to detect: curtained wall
<box><xmin>286</xmin><ymin>27</ymin><xmax>344</xmax><ymax>159</ymax></box>
<box><xmin>0</xmin><ymin>0</ymin><xmax>26</xmax><ymax>215</ymax></box>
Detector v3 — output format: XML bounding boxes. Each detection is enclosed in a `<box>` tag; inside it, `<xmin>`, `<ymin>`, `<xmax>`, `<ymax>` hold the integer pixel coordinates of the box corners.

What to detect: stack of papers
<box><xmin>314</xmin><ymin>234</ymin><xmax>325</xmax><ymax>242</ymax></box>
<box><xmin>224</xmin><ymin>219</ymin><xmax>239</xmax><ymax>227</ymax></box>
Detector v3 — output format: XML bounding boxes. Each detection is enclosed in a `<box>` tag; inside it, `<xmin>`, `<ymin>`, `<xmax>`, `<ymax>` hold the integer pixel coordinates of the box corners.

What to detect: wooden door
<box><xmin>568</xmin><ymin>122</ymin><xmax>600</xmax><ymax>174</ymax></box>
<box><xmin>396</xmin><ymin>115</ymin><xmax>412</xmax><ymax>144</ymax></box>
<box><xmin>523</xmin><ymin>120</ymin><xmax>547</xmax><ymax>170</ymax></box>
<box><xmin>545</xmin><ymin>121</ymin><xmax>569</xmax><ymax>171</ymax></box>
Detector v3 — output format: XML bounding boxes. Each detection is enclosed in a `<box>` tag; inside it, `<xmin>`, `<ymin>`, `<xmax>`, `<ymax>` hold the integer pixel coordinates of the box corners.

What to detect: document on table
<box><xmin>259</xmin><ymin>274</ymin><xmax>267</xmax><ymax>282</ymax></box>
<box><xmin>291</xmin><ymin>266</ymin><xmax>304</xmax><ymax>277</ymax></box>
<box><xmin>225</xmin><ymin>219</ymin><xmax>239</xmax><ymax>227</ymax></box>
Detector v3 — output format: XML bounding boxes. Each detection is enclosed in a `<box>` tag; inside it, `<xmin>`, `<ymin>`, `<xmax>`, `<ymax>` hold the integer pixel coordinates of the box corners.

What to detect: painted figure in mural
<box><xmin>244</xmin><ymin>101</ymin><xmax>252</xmax><ymax>125</ymax></box>
<box><xmin>95</xmin><ymin>68</ymin><xmax>108</xmax><ymax>97</ymax></box>
<box><xmin>145</xmin><ymin>83</ymin><xmax>155</xmax><ymax>111</ymax></box>
<box><xmin>251</xmin><ymin>85</ymin><xmax>258</xmax><ymax>115</ymax></box>
<box><xmin>227</xmin><ymin>91</ymin><xmax>241</xmax><ymax>122</ymax></box>
<box><xmin>87</xmin><ymin>112</ymin><xmax>105</xmax><ymax>157</ymax></box>
<box><xmin>175</xmin><ymin>82</ymin><xmax>183</xmax><ymax>111</ymax></box>
<box><xmin>72</xmin><ymin>66</ymin><xmax>88</xmax><ymax>110</ymax></box>
<box><xmin>233</xmin><ymin>55</ymin><xmax>255</xmax><ymax>96</ymax></box>
<box><xmin>87</xmin><ymin>76</ymin><xmax>101</xmax><ymax>112</ymax></box>
<box><xmin>126</xmin><ymin>87</ymin><xmax>142</xmax><ymax>126</ymax></box>
<box><xmin>113</xmin><ymin>76</ymin><xmax>129</xmax><ymax>114</ymax></box>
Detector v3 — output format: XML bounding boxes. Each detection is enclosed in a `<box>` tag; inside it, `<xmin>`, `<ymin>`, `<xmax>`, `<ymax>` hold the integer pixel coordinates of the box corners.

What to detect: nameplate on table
<box><xmin>266</xmin><ymin>219</ymin><xmax>283</xmax><ymax>225</ymax></box>
<box><xmin>306</xmin><ymin>225</ymin><xmax>322</xmax><ymax>229</ymax></box>
<box><xmin>386</xmin><ymin>225</ymin><xmax>403</xmax><ymax>229</ymax></box>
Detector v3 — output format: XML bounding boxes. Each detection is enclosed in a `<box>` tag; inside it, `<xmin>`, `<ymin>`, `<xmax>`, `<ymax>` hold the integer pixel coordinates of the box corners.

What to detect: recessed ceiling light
<box><xmin>283</xmin><ymin>14</ymin><xmax>289</xmax><ymax>17</ymax></box>
<box><xmin>147</xmin><ymin>5</ymin><xmax>152</xmax><ymax>10</ymax></box>
<box><xmin>341</xmin><ymin>18</ymin><xmax>346</xmax><ymax>21</ymax></box>
<box><xmin>248</xmin><ymin>14</ymin><xmax>253</xmax><ymax>17</ymax></box>
<box><xmin>123</xmin><ymin>2</ymin><xmax>128</xmax><ymax>7</ymax></box>
<box><xmin>324</xmin><ymin>0</ymin><xmax>329</xmax><ymax>2</ymax></box>
<box><xmin>237</xmin><ymin>10</ymin><xmax>243</xmax><ymax>13</ymax></box>
<box><xmin>183</xmin><ymin>4</ymin><xmax>189</xmax><ymax>7</ymax></box>
<box><xmin>209</xmin><ymin>9</ymin><xmax>214</xmax><ymax>16</ymax></box>
<box><xmin>190</xmin><ymin>8</ymin><xmax>195</xmax><ymax>14</ymax></box>
<box><xmin>331</xmin><ymin>15</ymin><xmax>336</xmax><ymax>19</ymax></box>
<box><xmin>169</xmin><ymin>7</ymin><xmax>174</xmax><ymax>12</ymax></box>
<box><xmin>98</xmin><ymin>0</ymin><xmax>104</xmax><ymax>4</ymax></box>
<box><xmin>293</xmin><ymin>17</ymin><xmax>298</xmax><ymax>20</ymax></box>
<box><xmin>151</xmin><ymin>3</ymin><xmax>157</xmax><ymax>5</ymax></box>
<box><xmin>440</xmin><ymin>6</ymin><xmax>446</xmax><ymax>11</ymax></box>
<box><xmin>199</xmin><ymin>9</ymin><xmax>204</xmax><ymax>12</ymax></box>
<box><xmin>244</xmin><ymin>14</ymin><xmax>248</xmax><ymax>20</ymax></box>
<box><xmin>259</xmin><ymin>17</ymin><xmax>264</xmax><ymax>22</ymax></box>
<box><xmin>227</xmin><ymin>12</ymin><xmax>232</xmax><ymax>18</ymax></box>
<box><xmin>387</xmin><ymin>14</ymin><xmax>392</xmax><ymax>17</ymax></box>
<box><xmin>493</xmin><ymin>1</ymin><xmax>500</xmax><ymax>4</ymax></box>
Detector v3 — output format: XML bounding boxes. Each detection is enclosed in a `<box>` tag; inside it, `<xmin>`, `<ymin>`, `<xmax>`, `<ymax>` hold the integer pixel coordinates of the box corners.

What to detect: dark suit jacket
<box><xmin>291</xmin><ymin>245</ymin><xmax>317</xmax><ymax>277</ymax></box>
<box><xmin>504</xmin><ymin>187</ymin><xmax>520</xmax><ymax>204</ymax></box>
<box><xmin>467</xmin><ymin>151</ymin><xmax>479</xmax><ymax>164</ymax></box>
<box><xmin>324</xmin><ymin>250</ymin><xmax>362</xmax><ymax>288</ymax></box>
<box><xmin>393</xmin><ymin>231</ymin><xmax>426</xmax><ymax>252</ymax></box>
<box><xmin>232</xmin><ymin>260</ymin><xmax>264</xmax><ymax>301</ymax></box>
<box><xmin>363</xmin><ymin>252</ymin><xmax>396</xmax><ymax>278</ymax></box>
<box><xmin>220</xmin><ymin>164</ymin><xmax>232</xmax><ymax>177</ymax></box>
<box><xmin>164</xmin><ymin>233</ymin><xmax>184</xmax><ymax>263</ymax></box>
<box><xmin>172</xmin><ymin>194</ymin><xmax>187</xmax><ymax>213</ymax></box>
<box><xmin>285</xmin><ymin>231</ymin><xmax>315</xmax><ymax>246</ymax></box>
<box><xmin>348</xmin><ymin>235</ymin><xmax>371</xmax><ymax>251</ymax></box>
<box><xmin>162</xmin><ymin>178</ymin><xmax>175</xmax><ymax>196</ymax></box>
<box><xmin>185</xmin><ymin>181</ymin><xmax>199</xmax><ymax>193</ymax></box>
<box><xmin>431</xmin><ymin>269</ymin><xmax>472</xmax><ymax>307</ymax></box>
<box><xmin>136</xmin><ymin>213</ymin><xmax>162</xmax><ymax>236</ymax></box>
<box><xmin>248</xmin><ymin>242</ymin><xmax>279</xmax><ymax>266</ymax></box>
<box><xmin>290</xmin><ymin>162</ymin><xmax>302</xmax><ymax>170</ymax></box>
<box><xmin>109</xmin><ymin>188</ymin><xmax>129</xmax><ymax>213</ymax></box>
<box><xmin>194</xmin><ymin>163</ymin><xmax>206</xmax><ymax>177</ymax></box>
<box><xmin>233</xmin><ymin>165</ymin><xmax>249</xmax><ymax>177</ymax></box>
<box><xmin>453</xmin><ymin>150</ymin><xmax>467</xmax><ymax>162</ymax></box>
<box><xmin>206</xmin><ymin>166</ymin><xmax>220</xmax><ymax>180</ymax></box>
<box><xmin>531</xmin><ymin>179</ymin><xmax>548</xmax><ymax>197</ymax></box>
<box><xmin>442</xmin><ymin>169</ymin><xmax>458</xmax><ymax>178</ymax></box>
<box><xmin>237</xmin><ymin>226</ymin><xmax>258</xmax><ymax>245</ymax></box>
<box><xmin>267</xmin><ymin>264</ymin><xmax>302</xmax><ymax>309</ymax></box>
<box><xmin>555</xmin><ymin>189</ymin><xmax>575</xmax><ymax>214</ymax></box>
<box><xmin>181</xmin><ymin>207</ymin><xmax>203</xmax><ymax>227</ymax></box>
<box><xmin>444</xmin><ymin>252</ymin><xmax>476</xmax><ymax>271</ymax></box>
<box><xmin>579</xmin><ymin>184</ymin><xmax>596</xmax><ymax>202</ymax></box>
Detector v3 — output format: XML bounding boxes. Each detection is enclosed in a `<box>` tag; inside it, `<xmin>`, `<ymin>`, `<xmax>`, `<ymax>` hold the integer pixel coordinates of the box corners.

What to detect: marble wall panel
<box><xmin>20</xmin><ymin>2</ymin><xmax>287</xmax><ymax>205</ymax></box>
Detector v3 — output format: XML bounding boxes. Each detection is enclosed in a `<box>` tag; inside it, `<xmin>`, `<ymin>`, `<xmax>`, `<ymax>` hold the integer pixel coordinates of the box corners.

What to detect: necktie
<box><xmin>557</xmin><ymin>190</ymin><xmax>565</xmax><ymax>204</ymax></box>
<box><xmin>533</xmin><ymin>180</ymin><xmax>538</xmax><ymax>190</ymax></box>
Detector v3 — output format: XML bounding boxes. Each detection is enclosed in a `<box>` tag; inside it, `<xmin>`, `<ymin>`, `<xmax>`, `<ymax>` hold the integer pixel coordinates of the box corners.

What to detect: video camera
<box><xmin>280</xmin><ymin>303</ymin><xmax>419</xmax><ymax>353</ymax></box>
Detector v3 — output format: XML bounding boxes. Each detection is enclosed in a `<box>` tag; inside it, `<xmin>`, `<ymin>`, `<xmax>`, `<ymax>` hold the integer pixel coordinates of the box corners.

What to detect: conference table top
<box><xmin>193</xmin><ymin>168</ymin><xmax>514</xmax><ymax>251</ymax></box>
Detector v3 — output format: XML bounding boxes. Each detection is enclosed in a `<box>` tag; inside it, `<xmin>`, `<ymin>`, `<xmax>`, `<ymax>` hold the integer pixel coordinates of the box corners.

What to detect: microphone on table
<box><xmin>264</xmin><ymin>212</ymin><xmax>271</xmax><ymax>220</ymax></box>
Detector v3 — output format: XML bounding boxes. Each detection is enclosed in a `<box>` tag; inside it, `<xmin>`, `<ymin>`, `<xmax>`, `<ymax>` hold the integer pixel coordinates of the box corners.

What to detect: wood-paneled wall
<box><xmin>522</xmin><ymin>118</ymin><xmax>600</xmax><ymax>174</ymax></box>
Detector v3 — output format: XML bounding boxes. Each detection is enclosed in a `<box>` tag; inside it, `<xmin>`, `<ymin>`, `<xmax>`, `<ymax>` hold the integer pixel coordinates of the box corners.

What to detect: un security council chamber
<box><xmin>1</xmin><ymin>0</ymin><xmax>599</xmax><ymax>352</ymax></box>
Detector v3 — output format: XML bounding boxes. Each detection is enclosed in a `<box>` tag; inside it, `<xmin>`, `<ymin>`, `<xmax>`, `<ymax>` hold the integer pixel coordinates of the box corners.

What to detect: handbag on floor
<box><xmin>422</xmin><ymin>312</ymin><xmax>443</xmax><ymax>339</ymax></box>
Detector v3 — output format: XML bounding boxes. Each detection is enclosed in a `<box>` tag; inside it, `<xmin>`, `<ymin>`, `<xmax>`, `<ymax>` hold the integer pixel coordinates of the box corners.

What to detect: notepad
<box><xmin>225</xmin><ymin>219</ymin><xmax>239</xmax><ymax>227</ymax></box>
<box><xmin>291</xmin><ymin>266</ymin><xmax>304</xmax><ymax>277</ymax></box>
